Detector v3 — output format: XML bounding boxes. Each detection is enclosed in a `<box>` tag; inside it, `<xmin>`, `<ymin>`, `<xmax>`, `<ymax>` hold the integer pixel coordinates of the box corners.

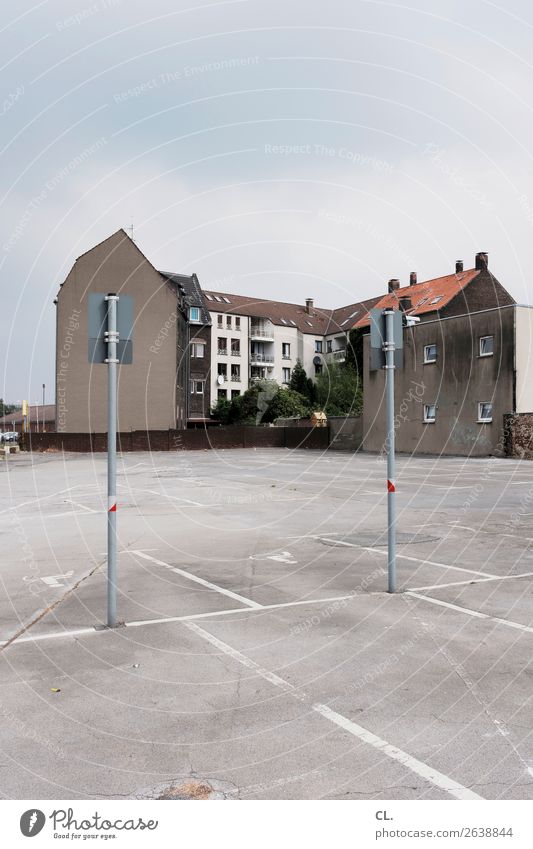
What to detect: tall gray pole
<box><xmin>384</xmin><ymin>309</ymin><xmax>396</xmax><ymax>593</ymax></box>
<box><xmin>105</xmin><ymin>294</ymin><xmax>119</xmax><ymax>627</ymax></box>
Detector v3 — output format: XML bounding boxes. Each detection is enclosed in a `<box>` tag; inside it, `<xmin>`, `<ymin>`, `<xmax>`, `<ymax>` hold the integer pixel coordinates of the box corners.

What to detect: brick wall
<box><xmin>27</xmin><ymin>426</ymin><xmax>330</xmax><ymax>453</ymax></box>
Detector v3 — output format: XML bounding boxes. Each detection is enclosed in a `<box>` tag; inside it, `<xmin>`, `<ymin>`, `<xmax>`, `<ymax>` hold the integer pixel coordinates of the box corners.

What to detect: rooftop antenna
<box><xmin>128</xmin><ymin>220</ymin><xmax>135</xmax><ymax>242</ymax></box>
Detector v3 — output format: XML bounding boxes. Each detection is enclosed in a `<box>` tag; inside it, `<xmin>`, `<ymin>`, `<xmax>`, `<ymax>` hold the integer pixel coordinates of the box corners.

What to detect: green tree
<box><xmin>211</xmin><ymin>380</ymin><xmax>310</xmax><ymax>425</ymax></box>
<box><xmin>265</xmin><ymin>388</ymin><xmax>309</xmax><ymax>422</ymax></box>
<box><xmin>315</xmin><ymin>363</ymin><xmax>362</xmax><ymax>416</ymax></box>
<box><xmin>289</xmin><ymin>360</ymin><xmax>308</xmax><ymax>395</ymax></box>
<box><xmin>345</xmin><ymin>328</ymin><xmax>365</xmax><ymax>385</ymax></box>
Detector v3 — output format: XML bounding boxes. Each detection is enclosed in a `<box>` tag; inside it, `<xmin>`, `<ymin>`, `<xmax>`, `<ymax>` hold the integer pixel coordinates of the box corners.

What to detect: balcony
<box><xmin>250</xmin><ymin>352</ymin><xmax>275</xmax><ymax>364</ymax></box>
<box><xmin>326</xmin><ymin>349</ymin><xmax>346</xmax><ymax>363</ymax></box>
<box><xmin>230</xmin><ymin>349</ymin><xmax>241</xmax><ymax>357</ymax></box>
<box><xmin>250</xmin><ymin>324</ymin><xmax>275</xmax><ymax>342</ymax></box>
<box><xmin>217</xmin><ymin>347</ymin><xmax>228</xmax><ymax>356</ymax></box>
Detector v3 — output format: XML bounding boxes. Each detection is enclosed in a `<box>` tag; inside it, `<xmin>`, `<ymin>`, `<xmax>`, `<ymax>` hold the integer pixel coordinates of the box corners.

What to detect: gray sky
<box><xmin>2</xmin><ymin>0</ymin><xmax>533</xmax><ymax>403</ymax></box>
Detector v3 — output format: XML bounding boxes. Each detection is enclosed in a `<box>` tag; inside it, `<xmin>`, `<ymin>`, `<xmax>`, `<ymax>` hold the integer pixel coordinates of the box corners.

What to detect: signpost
<box><xmin>88</xmin><ymin>293</ymin><xmax>133</xmax><ymax>627</ymax></box>
<box><xmin>370</xmin><ymin>308</ymin><xmax>403</xmax><ymax>593</ymax></box>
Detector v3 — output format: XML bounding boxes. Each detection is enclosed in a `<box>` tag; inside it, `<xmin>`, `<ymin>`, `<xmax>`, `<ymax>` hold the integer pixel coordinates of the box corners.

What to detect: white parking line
<box><xmin>407</xmin><ymin>592</ymin><xmax>533</xmax><ymax>635</ymax></box>
<box><xmin>130</xmin><ymin>550</ymin><xmax>262</xmax><ymax>608</ymax></box>
<box><xmin>0</xmin><ymin>595</ymin><xmax>354</xmax><ymax>646</ymax></box>
<box><xmin>410</xmin><ymin>572</ymin><xmax>533</xmax><ymax>592</ymax></box>
<box><xmin>365</xmin><ymin>548</ymin><xmax>497</xmax><ymax>579</ymax></box>
<box><xmin>186</xmin><ymin>621</ymin><xmax>483</xmax><ymax>801</ymax></box>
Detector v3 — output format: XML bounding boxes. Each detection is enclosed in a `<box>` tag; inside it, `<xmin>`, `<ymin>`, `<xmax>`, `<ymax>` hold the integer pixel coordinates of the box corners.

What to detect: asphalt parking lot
<box><xmin>1</xmin><ymin>447</ymin><xmax>533</xmax><ymax>800</ymax></box>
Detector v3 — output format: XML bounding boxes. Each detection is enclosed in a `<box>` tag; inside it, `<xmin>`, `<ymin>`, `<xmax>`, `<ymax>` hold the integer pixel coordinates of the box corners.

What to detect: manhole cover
<box><xmin>321</xmin><ymin>533</ymin><xmax>439</xmax><ymax>548</ymax></box>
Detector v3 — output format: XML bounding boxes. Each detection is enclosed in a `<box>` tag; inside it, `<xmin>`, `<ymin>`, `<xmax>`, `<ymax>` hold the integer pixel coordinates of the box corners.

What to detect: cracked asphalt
<box><xmin>0</xmin><ymin>448</ymin><xmax>532</xmax><ymax>799</ymax></box>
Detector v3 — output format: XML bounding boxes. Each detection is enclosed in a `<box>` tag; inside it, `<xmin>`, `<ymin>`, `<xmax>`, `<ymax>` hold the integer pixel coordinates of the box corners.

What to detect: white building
<box><xmin>202</xmin><ymin>291</ymin><xmax>379</xmax><ymax>407</ymax></box>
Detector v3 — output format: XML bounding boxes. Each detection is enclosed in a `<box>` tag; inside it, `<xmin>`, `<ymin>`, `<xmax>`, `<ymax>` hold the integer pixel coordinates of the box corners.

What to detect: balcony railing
<box><xmin>326</xmin><ymin>349</ymin><xmax>347</xmax><ymax>362</ymax></box>
<box><xmin>217</xmin><ymin>348</ymin><xmax>228</xmax><ymax>356</ymax></box>
<box><xmin>230</xmin><ymin>375</ymin><xmax>241</xmax><ymax>382</ymax></box>
<box><xmin>249</xmin><ymin>327</ymin><xmax>275</xmax><ymax>340</ymax></box>
<box><xmin>230</xmin><ymin>349</ymin><xmax>241</xmax><ymax>356</ymax></box>
<box><xmin>250</xmin><ymin>353</ymin><xmax>274</xmax><ymax>363</ymax></box>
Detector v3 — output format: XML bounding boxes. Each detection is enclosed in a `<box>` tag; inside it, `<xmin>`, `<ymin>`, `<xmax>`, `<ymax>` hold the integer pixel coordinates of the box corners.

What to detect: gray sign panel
<box><xmin>369</xmin><ymin>308</ymin><xmax>403</xmax><ymax>370</ymax></box>
<box><xmin>88</xmin><ymin>293</ymin><xmax>133</xmax><ymax>364</ymax></box>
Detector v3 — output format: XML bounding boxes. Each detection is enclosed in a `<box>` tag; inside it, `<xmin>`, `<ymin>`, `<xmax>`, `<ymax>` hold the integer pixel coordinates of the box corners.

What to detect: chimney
<box><xmin>475</xmin><ymin>252</ymin><xmax>488</xmax><ymax>270</ymax></box>
<box><xmin>388</xmin><ymin>278</ymin><xmax>400</xmax><ymax>293</ymax></box>
<box><xmin>399</xmin><ymin>296</ymin><xmax>412</xmax><ymax>312</ymax></box>
<box><xmin>455</xmin><ymin>260</ymin><xmax>463</xmax><ymax>273</ymax></box>
<box><xmin>305</xmin><ymin>298</ymin><xmax>314</xmax><ymax>314</ymax></box>
<box><xmin>409</xmin><ymin>272</ymin><xmax>417</xmax><ymax>286</ymax></box>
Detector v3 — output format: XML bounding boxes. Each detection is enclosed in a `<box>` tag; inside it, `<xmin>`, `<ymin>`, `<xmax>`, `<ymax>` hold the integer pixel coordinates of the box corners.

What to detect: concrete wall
<box><xmin>363</xmin><ymin>308</ymin><xmax>515</xmax><ymax>456</ymax></box>
<box><xmin>56</xmin><ymin>231</ymin><xmax>182</xmax><ymax>432</ymax></box>
<box><xmin>328</xmin><ymin>416</ymin><xmax>363</xmax><ymax>451</ymax></box>
<box><xmin>515</xmin><ymin>306</ymin><xmax>533</xmax><ymax>413</ymax></box>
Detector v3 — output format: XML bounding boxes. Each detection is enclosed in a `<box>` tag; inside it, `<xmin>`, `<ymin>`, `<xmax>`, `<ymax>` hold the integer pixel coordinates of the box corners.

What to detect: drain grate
<box><xmin>320</xmin><ymin>532</ymin><xmax>439</xmax><ymax>548</ymax></box>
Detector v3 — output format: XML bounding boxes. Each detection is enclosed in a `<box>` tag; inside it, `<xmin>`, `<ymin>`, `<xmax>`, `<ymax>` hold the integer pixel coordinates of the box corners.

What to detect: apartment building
<box><xmin>55</xmin><ymin>230</ymin><xmax>207</xmax><ymax>432</ymax></box>
<box><xmin>203</xmin><ymin>292</ymin><xmax>381</xmax><ymax>405</ymax></box>
<box><xmin>360</xmin><ymin>253</ymin><xmax>522</xmax><ymax>456</ymax></box>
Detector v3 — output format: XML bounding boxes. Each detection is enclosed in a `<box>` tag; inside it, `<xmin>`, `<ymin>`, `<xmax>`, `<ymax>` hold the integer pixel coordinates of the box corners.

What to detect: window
<box><xmin>231</xmin><ymin>390</ymin><xmax>240</xmax><ymax>399</ymax></box>
<box><xmin>230</xmin><ymin>338</ymin><xmax>240</xmax><ymax>356</ymax></box>
<box><xmin>222</xmin><ymin>296</ymin><xmax>231</xmax><ymax>303</ymax></box>
<box><xmin>429</xmin><ymin>296</ymin><xmax>443</xmax><ymax>305</ymax></box>
<box><xmin>205</xmin><ymin>293</ymin><xmax>214</xmax><ymax>301</ymax></box>
<box><xmin>235</xmin><ymin>317</ymin><xmax>241</xmax><ymax>330</ymax></box>
<box><xmin>424</xmin><ymin>344</ymin><xmax>437</xmax><ymax>363</ymax></box>
<box><xmin>218</xmin><ymin>338</ymin><xmax>227</xmax><ymax>355</ymax></box>
<box><xmin>189</xmin><ymin>307</ymin><xmax>200</xmax><ymax>322</ymax></box>
<box><xmin>315</xmin><ymin>363</ymin><xmax>322</xmax><ymax>376</ymax></box>
<box><xmin>190</xmin><ymin>380</ymin><xmax>204</xmax><ymax>394</ymax></box>
<box><xmin>478</xmin><ymin>402</ymin><xmax>493</xmax><ymax>423</ymax></box>
<box><xmin>226</xmin><ymin>316</ymin><xmax>232</xmax><ymax>329</ymax></box>
<box><xmin>315</xmin><ymin>340</ymin><xmax>323</xmax><ymax>353</ymax></box>
<box><xmin>281</xmin><ymin>318</ymin><xmax>287</xmax><ymax>325</ymax></box>
<box><xmin>326</xmin><ymin>340</ymin><xmax>333</xmax><ymax>353</ymax></box>
<box><xmin>231</xmin><ymin>364</ymin><xmax>240</xmax><ymax>382</ymax></box>
<box><xmin>282</xmin><ymin>367</ymin><xmax>291</xmax><ymax>384</ymax></box>
<box><xmin>424</xmin><ymin>404</ymin><xmax>436</xmax><ymax>423</ymax></box>
<box><xmin>217</xmin><ymin>315</ymin><xmax>223</xmax><ymax>327</ymax></box>
<box><xmin>218</xmin><ymin>389</ymin><xmax>227</xmax><ymax>400</ymax></box>
<box><xmin>191</xmin><ymin>342</ymin><xmax>205</xmax><ymax>358</ymax></box>
<box><xmin>282</xmin><ymin>342</ymin><xmax>291</xmax><ymax>359</ymax></box>
<box><xmin>479</xmin><ymin>336</ymin><xmax>494</xmax><ymax>357</ymax></box>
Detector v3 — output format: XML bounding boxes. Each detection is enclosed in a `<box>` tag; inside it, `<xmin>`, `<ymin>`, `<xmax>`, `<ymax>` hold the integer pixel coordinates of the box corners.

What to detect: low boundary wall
<box><xmin>26</xmin><ymin>426</ymin><xmax>330</xmax><ymax>453</ymax></box>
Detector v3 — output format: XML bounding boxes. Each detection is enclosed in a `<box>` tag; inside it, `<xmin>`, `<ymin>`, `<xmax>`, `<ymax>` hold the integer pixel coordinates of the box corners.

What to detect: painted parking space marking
<box><xmin>130</xmin><ymin>550</ymin><xmax>262</xmax><ymax>608</ymax></box>
<box><xmin>186</xmin><ymin>621</ymin><xmax>483</xmax><ymax>801</ymax></box>
<box><xmin>410</xmin><ymin>571</ymin><xmax>533</xmax><ymax>592</ymax></box>
<box><xmin>0</xmin><ymin>595</ymin><xmax>354</xmax><ymax>646</ymax></box>
<box><xmin>407</xmin><ymin>592</ymin><xmax>533</xmax><ymax>635</ymax></box>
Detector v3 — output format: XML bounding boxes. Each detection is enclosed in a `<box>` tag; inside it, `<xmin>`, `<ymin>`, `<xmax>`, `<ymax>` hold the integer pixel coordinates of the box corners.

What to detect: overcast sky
<box><xmin>2</xmin><ymin>0</ymin><xmax>533</xmax><ymax>403</ymax></box>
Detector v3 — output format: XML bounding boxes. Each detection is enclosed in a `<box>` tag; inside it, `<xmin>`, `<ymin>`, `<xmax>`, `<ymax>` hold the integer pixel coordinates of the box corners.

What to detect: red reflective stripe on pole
<box><xmin>109</xmin><ymin>503</ymin><xmax>116</xmax><ymax>512</ymax></box>
<box><xmin>387</xmin><ymin>479</ymin><xmax>395</xmax><ymax>493</ymax></box>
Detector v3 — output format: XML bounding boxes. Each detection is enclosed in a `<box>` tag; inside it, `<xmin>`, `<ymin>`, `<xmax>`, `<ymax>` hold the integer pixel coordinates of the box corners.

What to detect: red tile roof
<box><xmin>354</xmin><ymin>269</ymin><xmax>480</xmax><ymax>327</ymax></box>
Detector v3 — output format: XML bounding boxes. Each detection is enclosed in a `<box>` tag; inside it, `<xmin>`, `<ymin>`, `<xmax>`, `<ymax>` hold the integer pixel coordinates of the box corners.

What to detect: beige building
<box><xmin>55</xmin><ymin>230</ymin><xmax>188</xmax><ymax>433</ymax></box>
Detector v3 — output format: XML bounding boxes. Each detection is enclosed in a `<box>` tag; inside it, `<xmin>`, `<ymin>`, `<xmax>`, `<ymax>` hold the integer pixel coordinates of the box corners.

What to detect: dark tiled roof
<box><xmin>159</xmin><ymin>271</ymin><xmax>212</xmax><ymax>325</ymax></box>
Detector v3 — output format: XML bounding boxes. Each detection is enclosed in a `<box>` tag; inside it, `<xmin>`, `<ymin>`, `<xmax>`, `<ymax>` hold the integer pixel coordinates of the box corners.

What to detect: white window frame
<box><xmin>190</xmin><ymin>379</ymin><xmax>204</xmax><ymax>395</ymax></box>
<box><xmin>315</xmin><ymin>340</ymin><xmax>323</xmax><ymax>353</ymax></box>
<box><xmin>282</xmin><ymin>342</ymin><xmax>291</xmax><ymax>359</ymax></box>
<box><xmin>478</xmin><ymin>402</ymin><xmax>493</xmax><ymax>423</ymax></box>
<box><xmin>424</xmin><ymin>404</ymin><xmax>436</xmax><ymax>423</ymax></box>
<box><xmin>479</xmin><ymin>336</ymin><xmax>494</xmax><ymax>357</ymax></box>
<box><xmin>282</xmin><ymin>367</ymin><xmax>291</xmax><ymax>384</ymax></box>
<box><xmin>424</xmin><ymin>344</ymin><xmax>437</xmax><ymax>364</ymax></box>
<box><xmin>189</xmin><ymin>307</ymin><xmax>200</xmax><ymax>322</ymax></box>
<box><xmin>217</xmin><ymin>315</ymin><xmax>223</xmax><ymax>327</ymax></box>
<box><xmin>191</xmin><ymin>342</ymin><xmax>205</xmax><ymax>358</ymax></box>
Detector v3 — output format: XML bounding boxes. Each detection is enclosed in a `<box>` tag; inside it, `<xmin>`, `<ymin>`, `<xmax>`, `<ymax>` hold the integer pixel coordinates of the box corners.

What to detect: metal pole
<box><xmin>42</xmin><ymin>384</ymin><xmax>45</xmax><ymax>433</ymax></box>
<box><xmin>384</xmin><ymin>309</ymin><xmax>396</xmax><ymax>593</ymax></box>
<box><xmin>105</xmin><ymin>294</ymin><xmax>119</xmax><ymax>627</ymax></box>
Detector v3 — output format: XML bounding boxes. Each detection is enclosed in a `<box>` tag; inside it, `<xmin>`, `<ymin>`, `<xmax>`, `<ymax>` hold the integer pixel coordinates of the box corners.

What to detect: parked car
<box><xmin>2</xmin><ymin>432</ymin><xmax>19</xmax><ymax>443</ymax></box>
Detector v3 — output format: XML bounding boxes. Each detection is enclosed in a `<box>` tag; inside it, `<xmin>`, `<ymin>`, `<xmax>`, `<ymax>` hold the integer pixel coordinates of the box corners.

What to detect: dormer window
<box><xmin>189</xmin><ymin>307</ymin><xmax>200</xmax><ymax>322</ymax></box>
